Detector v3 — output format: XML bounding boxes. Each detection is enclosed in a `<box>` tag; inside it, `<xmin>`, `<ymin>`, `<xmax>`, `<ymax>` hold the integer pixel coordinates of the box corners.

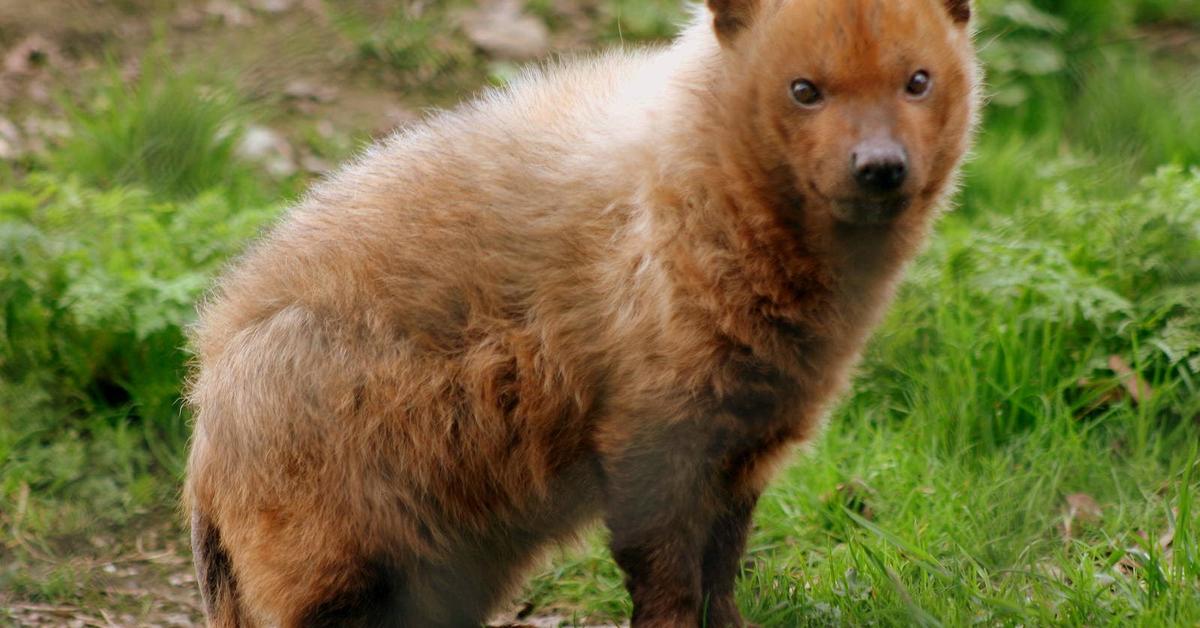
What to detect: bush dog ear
<box><xmin>707</xmin><ymin>0</ymin><xmax>759</xmax><ymax>44</ymax></box>
<box><xmin>945</xmin><ymin>0</ymin><xmax>971</xmax><ymax>24</ymax></box>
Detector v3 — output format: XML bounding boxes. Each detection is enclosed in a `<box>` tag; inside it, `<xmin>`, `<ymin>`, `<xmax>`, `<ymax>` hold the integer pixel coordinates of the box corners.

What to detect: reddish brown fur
<box><xmin>184</xmin><ymin>1</ymin><xmax>979</xmax><ymax>626</ymax></box>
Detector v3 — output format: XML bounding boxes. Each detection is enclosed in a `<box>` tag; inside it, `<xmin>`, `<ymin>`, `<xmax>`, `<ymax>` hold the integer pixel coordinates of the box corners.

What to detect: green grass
<box><xmin>53</xmin><ymin>62</ymin><xmax>255</xmax><ymax>201</ymax></box>
<box><xmin>1069</xmin><ymin>51</ymin><xmax>1200</xmax><ymax>172</ymax></box>
<box><xmin>329</xmin><ymin>0</ymin><xmax>482</xmax><ymax>97</ymax></box>
<box><xmin>598</xmin><ymin>0</ymin><xmax>689</xmax><ymax>42</ymax></box>
<box><xmin>2</xmin><ymin>0</ymin><xmax>1200</xmax><ymax>624</ymax></box>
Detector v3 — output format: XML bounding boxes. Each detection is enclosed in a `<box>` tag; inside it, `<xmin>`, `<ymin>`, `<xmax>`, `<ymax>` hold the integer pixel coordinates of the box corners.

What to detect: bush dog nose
<box><xmin>853</xmin><ymin>140</ymin><xmax>909</xmax><ymax>193</ymax></box>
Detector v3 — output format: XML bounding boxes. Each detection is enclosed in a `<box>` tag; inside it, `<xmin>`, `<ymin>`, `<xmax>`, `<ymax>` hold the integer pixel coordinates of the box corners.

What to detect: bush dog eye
<box><xmin>907</xmin><ymin>70</ymin><xmax>933</xmax><ymax>98</ymax></box>
<box><xmin>790</xmin><ymin>79</ymin><xmax>823</xmax><ymax>107</ymax></box>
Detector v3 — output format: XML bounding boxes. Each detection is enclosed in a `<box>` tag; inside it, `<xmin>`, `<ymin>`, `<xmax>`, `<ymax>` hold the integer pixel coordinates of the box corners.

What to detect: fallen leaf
<box><xmin>1074</xmin><ymin>376</ymin><xmax>1126</xmax><ymax>416</ymax></box>
<box><xmin>1060</xmin><ymin>492</ymin><xmax>1101</xmax><ymax>540</ymax></box>
<box><xmin>1066</xmin><ymin>493</ymin><xmax>1102</xmax><ymax>522</ymax></box>
<box><xmin>824</xmin><ymin>478</ymin><xmax>877</xmax><ymax>520</ymax></box>
<box><xmin>1158</xmin><ymin>507</ymin><xmax>1178</xmax><ymax>565</ymax></box>
<box><xmin>1116</xmin><ymin>546</ymin><xmax>1152</xmax><ymax>576</ymax></box>
<box><xmin>1159</xmin><ymin>526</ymin><xmax>1175</xmax><ymax>551</ymax></box>
<box><xmin>1037</xmin><ymin>560</ymin><xmax>1068</xmax><ymax>583</ymax></box>
<box><xmin>1108</xmin><ymin>355</ymin><xmax>1153</xmax><ymax>404</ymax></box>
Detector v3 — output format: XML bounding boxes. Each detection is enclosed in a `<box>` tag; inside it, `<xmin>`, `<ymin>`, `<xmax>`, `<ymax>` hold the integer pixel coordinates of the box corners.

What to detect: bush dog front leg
<box><xmin>603</xmin><ymin>420</ymin><xmax>723</xmax><ymax>627</ymax></box>
<box><xmin>700</xmin><ymin>487</ymin><xmax>761</xmax><ymax>628</ymax></box>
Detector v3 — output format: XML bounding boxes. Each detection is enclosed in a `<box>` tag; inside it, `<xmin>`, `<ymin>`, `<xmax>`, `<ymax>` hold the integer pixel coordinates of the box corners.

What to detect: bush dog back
<box><xmin>185</xmin><ymin>1</ymin><xmax>979</xmax><ymax>625</ymax></box>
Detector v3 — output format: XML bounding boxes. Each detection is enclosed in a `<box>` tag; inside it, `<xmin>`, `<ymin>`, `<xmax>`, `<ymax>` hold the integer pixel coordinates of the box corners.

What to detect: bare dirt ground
<box><xmin>2</xmin><ymin>514</ymin><xmax>201</xmax><ymax>625</ymax></box>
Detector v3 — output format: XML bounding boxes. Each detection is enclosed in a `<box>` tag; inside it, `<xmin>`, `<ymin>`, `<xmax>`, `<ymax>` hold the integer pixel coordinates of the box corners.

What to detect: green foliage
<box><xmin>977</xmin><ymin>0</ymin><xmax>1072</xmax><ymax>112</ymax></box>
<box><xmin>976</xmin><ymin>0</ymin><xmax>1198</xmax><ymax>110</ymax></box>
<box><xmin>1133</xmin><ymin>0</ymin><xmax>1200</xmax><ymax>22</ymax></box>
<box><xmin>1069</xmin><ymin>52</ymin><xmax>1200</xmax><ymax>171</ymax></box>
<box><xmin>968</xmin><ymin>0</ymin><xmax>1200</xmax><ymax>205</ymax></box>
<box><xmin>600</xmin><ymin>0</ymin><xmax>688</xmax><ymax>42</ymax></box>
<box><xmin>0</xmin><ymin>175</ymin><xmax>278</xmax><ymax>515</ymax></box>
<box><xmin>868</xmin><ymin>167</ymin><xmax>1200</xmax><ymax>447</ymax></box>
<box><xmin>954</xmin><ymin>0</ymin><xmax>1200</xmax><ymax>241</ymax></box>
<box><xmin>53</xmin><ymin>63</ymin><xmax>251</xmax><ymax>201</ymax></box>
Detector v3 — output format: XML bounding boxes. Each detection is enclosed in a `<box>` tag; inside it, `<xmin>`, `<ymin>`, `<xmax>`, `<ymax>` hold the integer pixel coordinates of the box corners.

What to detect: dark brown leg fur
<box><xmin>298</xmin><ymin>560</ymin><xmax>406</xmax><ymax>628</ymax></box>
<box><xmin>602</xmin><ymin>408</ymin><xmax>785</xmax><ymax>628</ymax></box>
<box><xmin>603</xmin><ymin>420</ymin><xmax>731</xmax><ymax>627</ymax></box>
<box><xmin>296</xmin><ymin>530</ymin><xmax>553</xmax><ymax>628</ymax></box>
<box><xmin>700</xmin><ymin>488</ymin><xmax>761</xmax><ymax>628</ymax></box>
<box><xmin>191</xmin><ymin>510</ymin><xmax>242</xmax><ymax>628</ymax></box>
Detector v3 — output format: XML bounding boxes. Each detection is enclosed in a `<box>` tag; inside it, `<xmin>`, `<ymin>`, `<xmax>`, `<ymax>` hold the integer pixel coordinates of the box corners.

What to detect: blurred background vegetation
<box><xmin>0</xmin><ymin>0</ymin><xmax>1197</xmax><ymax>625</ymax></box>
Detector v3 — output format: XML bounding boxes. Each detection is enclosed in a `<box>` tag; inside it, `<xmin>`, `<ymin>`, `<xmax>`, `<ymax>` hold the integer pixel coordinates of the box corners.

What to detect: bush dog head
<box><xmin>708</xmin><ymin>0</ymin><xmax>978</xmax><ymax>227</ymax></box>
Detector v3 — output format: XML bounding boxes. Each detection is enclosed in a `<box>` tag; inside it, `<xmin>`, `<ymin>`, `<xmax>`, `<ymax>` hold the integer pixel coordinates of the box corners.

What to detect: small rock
<box><xmin>486</xmin><ymin>612</ymin><xmax>579</xmax><ymax>628</ymax></box>
<box><xmin>206</xmin><ymin>0</ymin><xmax>255</xmax><ymax>26</ymax></box>
<box><xmin>28</xmin><ymin>118</ymin><xmax>67</xmax><ymax>149</ymax></box>
<box><xmin>3</xmin><ymin>34</ymin><xmax>61</xmax><ymax>75</ymax></box>
<box><xmin>284</xmin><ymin>79</ymin><xmax>337</xmax><ymax>103</ymax></box>
<box><xmin>0</xmin><ymin>116</ymin><xmax>22</xmax><ymax>160</ymax></box>
<box><xmin>238</xmin><ymin>125</ymin><xmax>297</xmax><ymax>177</ymax></box>
<box><xmin>314</xmin><ymin>119</ymin><xmax>336</xmax><ymax>138</ymax></box>
<box><xmin>24</xmin><ymin>79</ymin><xmax>51</xmax><ymax>105</ymax></box>
<box><xmin>374</xmin><ymin>105</ymin><xmax>421</xmax><ymax>136</ymax></box>
<box><xmin>250</xmin><ymin>0</ymin><xmax>296</xmax><ymax>12</ymax></box>
<box><xmin>169</xmin><ymin>571</ymin><xmax>196</xmax><ymax>587</ymax></box>
<box><xmin>22</xmin><ymin>116</ymin><xmax>70</xmax><ymax>155</ymax></box>
<box><xmin>300</xmin><ymin>153</ymin><xmax>333</xmax><ymax>174</ymax></box>
<box><xmin>462</xmin><ymin>0</ymin><xmax>551</xmax><ymax>61</ymax></box>
<box><xmin>1037</xmin><ymin>560</ymin><xmax>1067</xmax><ymax>583</ymax></box>
<box><xmin>172</xmin><ymin>6</ymin><xmax>207</xmax><ymax>30</ymax></box>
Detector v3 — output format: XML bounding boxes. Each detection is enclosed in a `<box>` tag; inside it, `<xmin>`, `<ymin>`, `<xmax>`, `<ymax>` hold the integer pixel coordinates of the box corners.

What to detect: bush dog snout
<box><xmin>185</xmin><ymin>0</ymin><xmax>980</xmax><ymax>625</ymax></box>
<box><xmin>853</xmin><ymin>139</ymin><xmax>909</xmax><ymax>195</ymax></box>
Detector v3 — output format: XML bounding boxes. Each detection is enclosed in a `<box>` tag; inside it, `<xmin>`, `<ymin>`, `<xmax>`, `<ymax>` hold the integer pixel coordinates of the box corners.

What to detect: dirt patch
<box><xmin>1</xmin><ymin>518</ymin><xmax>202</xmax><ymax>626</ymax></box>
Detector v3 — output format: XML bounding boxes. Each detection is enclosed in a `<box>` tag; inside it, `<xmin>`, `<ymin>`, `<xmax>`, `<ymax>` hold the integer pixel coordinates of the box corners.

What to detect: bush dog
<box><xmin>185</xmin><ymin>0</ymin><xmax>979</xmax><ymax>625</ymax></box>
